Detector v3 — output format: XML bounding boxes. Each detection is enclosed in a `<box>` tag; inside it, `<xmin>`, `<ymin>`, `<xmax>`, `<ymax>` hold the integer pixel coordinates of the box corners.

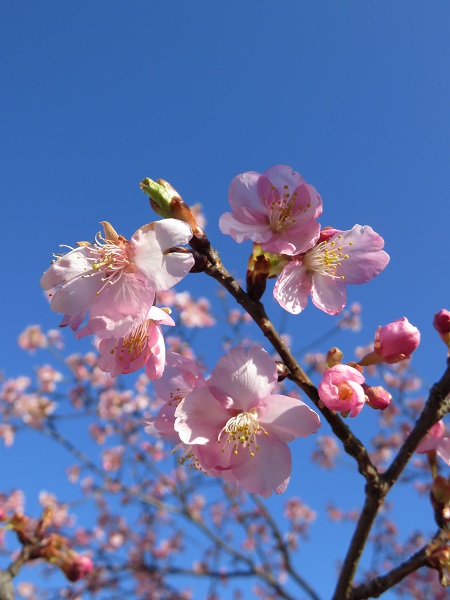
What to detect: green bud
<box><xmin>140</xmin><ymin>178</ymin><xmax>174</xmax><ymax>218</ymax></box>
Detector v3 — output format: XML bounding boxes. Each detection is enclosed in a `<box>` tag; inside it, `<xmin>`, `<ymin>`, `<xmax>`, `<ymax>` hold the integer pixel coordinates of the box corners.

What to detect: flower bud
<box><xmin>325</xmin><ymin>347</ymin><xmax>343</xmax><ymax>369</ymax></box>
<box><xmin>363</xmin><ymin>385</ymin><xmax>392</xmax><ymax>410</ymax></box>
<box><xmin>63</xmin><ymin>554</ymin><xmax>94</xmax><ymax>582</ymax></box>
<box><xmin>434</xmin><ymin>309</ymin><xmax>450</xmax><ymax>348</ymax></box>
<box><xmin>140</xmin><ymin>178</ymin><xmax>174</xmax><ymax>218</ymax></box>
<box><xmin>359</xmin><ymin>317</ymin><xmax>420</xmax><ymax>366</ymax></box>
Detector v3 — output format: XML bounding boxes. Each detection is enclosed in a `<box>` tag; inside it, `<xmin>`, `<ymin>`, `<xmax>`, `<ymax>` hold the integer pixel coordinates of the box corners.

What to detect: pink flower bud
<box><xmin>363</xmin><ymin>385</ymin><xmax>392</xmax><ymax>410</ymax></box>
<box><xmin>434</xmin><ymin>309</ymin><xmax>450</xmax><ymax>334</ymax></box>
<box><xmin>434</xmin><ymin>309</ymin><xmax>450</xmax><ymax>349</ymax></box>
<box><xmin>318</xmin><ymin>364</ymin><xmax>366</xmax><ymax>417</ymax></box>
<box><xmin>374</xmin><ymin>317</ymin><xmax>420</xmax><ymax>364</ymax></box>
<box><xmin>64</xmin><ymin>554</ymin><xmax>94</xmax><ymax>582</ymax></box>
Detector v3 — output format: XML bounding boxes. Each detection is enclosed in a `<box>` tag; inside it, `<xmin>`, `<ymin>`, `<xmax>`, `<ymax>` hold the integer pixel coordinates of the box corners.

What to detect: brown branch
<box><xmin>0</xmin><ymin>571</ymin><xmax>14</xmax><ymax>600</ymax></box>
<box><xmin>349</xmin><ymin>528</ymin><xmax>450</xmax><ymax>599</ymax></box>
<box><xmin>202</xmin><ymin>248</ymin><xmax>380</xmax><ymax>487</ymax></box>
<box><xmin>332</xmin><ymin>359</ymin><xmax>450</xmax><ymax>599</ymax></box>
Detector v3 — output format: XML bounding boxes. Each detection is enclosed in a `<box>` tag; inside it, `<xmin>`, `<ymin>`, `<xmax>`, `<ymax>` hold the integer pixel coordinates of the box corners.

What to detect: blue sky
<box><xmin>1</xmin><ymin>1</ymin><xmax>450</xmax><ymax>598</ymax></box>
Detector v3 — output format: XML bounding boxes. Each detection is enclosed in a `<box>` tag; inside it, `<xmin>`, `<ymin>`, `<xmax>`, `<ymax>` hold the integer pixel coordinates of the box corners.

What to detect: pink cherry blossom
<box><xmin>274</xmin><ymin>225</ymin><xmax>390</xmax><ymax>315</ymax></box>
<box><xmin>96</xmin><ymin>306</ymin><xmax>174</xmax><ymax>379</ymax></box>
<box><xmin>40</xmin><ymin>220</ymin><xmax>194</xmax><ymax>340</ymax></box>
<box><xmin>174</xmin><ymin>346</ymin><xmax>321</xmax><ymax>497</ymax></box>
<box><xmin>145</xmin><ymin>352</ymin><xmax>205</xmax><ymax>445</ymax></box>
<box><xmin>219</xmin><ymin>164</ymin><xmax>323</xmax><ymax>255</ymax></box>
<box><xmin>416</xmin><ymin>420</ymin><xmax>450</xmax><ymax>465</ymax></box>
<box><xmin>318</xmin><ymin>364</ymin><xmax>366</xmax><ymax>417</ymax></box>
<box><xmin>373</xmin><ymin>317</ymin><xmax>420</xmax><ymax>364</ymax></box>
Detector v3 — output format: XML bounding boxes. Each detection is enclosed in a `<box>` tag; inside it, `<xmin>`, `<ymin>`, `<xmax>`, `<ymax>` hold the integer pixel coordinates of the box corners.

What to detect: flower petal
<box><xmin>209</xmin><ymin>346</ymin><xmax>277</xmax><ymax>411</ymax></box>
<box><xmin>311</xmin><ymin>273</ymin><xmax>347</xmax><ymax>315</ymax></box>
<box><xmin>273</xmin><ymin>262</ymin><xmax>311</xmax><ymax>314</ymax></box>
<box><xmin>258</xmin><ymin>396</ymin><xmax>321</xmax><ymax>442</ymax></box>
<box><xmin>132</xmin><ymin>220</ymin><xmax>194</xmax><ymax>291</ymax></box>
<box><xmin>175</xmin><ymin>384</ymin><xmax>229</xmax><ymax>445</ymax></box>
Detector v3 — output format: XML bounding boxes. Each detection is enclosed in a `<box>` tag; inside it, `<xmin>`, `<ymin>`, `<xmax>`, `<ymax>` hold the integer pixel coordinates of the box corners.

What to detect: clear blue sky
<box><xmin>1</xmin><ymin>1</ymin><xmax>450</xmax><ymax>598</ymax></box>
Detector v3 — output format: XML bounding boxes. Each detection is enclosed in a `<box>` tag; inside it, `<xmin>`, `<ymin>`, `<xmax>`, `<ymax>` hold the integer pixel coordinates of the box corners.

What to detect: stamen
<box><xmin>217</xmin><ymin>410</ymin><xmax>268</xmax><ymax>456</ymax></box>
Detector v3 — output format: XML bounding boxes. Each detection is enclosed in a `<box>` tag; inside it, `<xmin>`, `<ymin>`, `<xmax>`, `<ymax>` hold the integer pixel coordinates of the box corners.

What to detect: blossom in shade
<box><xmin>434</xmin><ymin>309</ymin><xmax>450</xmax><ymax>347</ymax></box>
<box><xmin>274</xmin><ymin>225</ymin><xmax>389</xmax><ymax>315</ymax></box>
<box><xmin>40</xmin><ymin>220</ymin><xmax>194</xmax><ymax>340</ymax></box>
<box><xmin>434</xmin><ymin>309</ymin><xmax>450</xmax><ymax>334</ymax></box>
<box><xmin>416</xmin><ymin>421</ymin><xmax>450</xmax><ymax>465</ymax></box>
<box><xmin>318</xmin><ymin>364</ymin><xmax>366</xmax><ymax>417</ymax></box>
<box><xmin>96</xmin><ymin>306</ymin><xmax>174</xmax><ymax>379</ymax></box>
<box><xmin>219</xmin><ymin>164</ymin><xmax>323</xmax><ymax>255</ymax></box>
<box><xmin>174</xmin><ymin>345</ymin><xmax>321</xmax><ymax>497</ymax></box>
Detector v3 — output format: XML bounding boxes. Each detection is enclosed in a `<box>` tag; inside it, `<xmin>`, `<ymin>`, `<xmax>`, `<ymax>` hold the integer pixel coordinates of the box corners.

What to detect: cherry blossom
<box><xmin>274</xmin><ymin>225</ymin><xmax>389</xmax><ymax>315</ymax></box>
<box><xmin>219</xmin><ymin>164</ymin><xmax>323</xmax><ymax>255</ymax></box>
<box><xmin>416</xmin><ymin>421</ymin><xmax>450</xmax><ymax>465</ymax></box>
<box><xmin>97</xmin><ymin>306</ymin><xmax>174</xmax><ymax>379</ymax></box>
<box><xmin>318</xmin><ymin>364</ymin><xmax>366</xmax><ymax>417</ymax></box>
<box><xmin>40</xmin><ymin>220</ymin><xmax>194</xmax><ymax>340</ymax></box>
<box><xmin>174</xmin><ymin>346</ymin><xmax>321</xmax><ymax>497</ymax></box>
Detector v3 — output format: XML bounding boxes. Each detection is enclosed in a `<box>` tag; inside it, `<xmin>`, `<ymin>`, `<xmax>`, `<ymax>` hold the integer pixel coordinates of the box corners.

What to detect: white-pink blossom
<box><xmin>174</xmin><ymin>346</ymin><xmax>321</xmax><ymax>497</ymax></box>
<box><xmin>219</xmin><ymin>164</ymin><xmax>322</xmax><ymax>255</ymax></box>
<box><xmin>96</xmin><ymin>306</ymin><xmax>174</xmax><ymax>379</ymax></box>
<box><xmin>274</xmin><ymin>225</ymin><xmax>390</xmax><ymax>315</ymax></box>
<box><xmin>40</xmin><ymin>220</ymin><xmax>194</xmax><ymax>340</ymax></box>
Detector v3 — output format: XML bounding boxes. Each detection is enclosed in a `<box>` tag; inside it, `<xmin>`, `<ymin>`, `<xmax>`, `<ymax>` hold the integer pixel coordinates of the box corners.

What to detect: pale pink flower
<box><xmin>318</xmin><ymin>364</ymin><xmax>366</xmax><ymax>417</ymax></box>
<box><xmin>175</xmin><ymin>292</ymin><xmax>216</xmax><ymax>328</ymax></box>
<box><xmin>96</xmin><ymin>306</ymin><xmax>174</xmax><ymax>379</ymax></box>
<box><xmin>17</xmin><ymin>325</ymin><xmax>47</xmax><ymax>352</ymax></box>
<box><xmin>219</xmin><ymin>164</ymin><xmax>323</xmax><ymax>255</ymax></box>
<box><xmin>274</xmin><ymin>225</ymin><xmax>389</xmax><ymax>315</ymax></box>
<box><xmin>102</xmin><ymin>447</ymin><xmax>124</xmax><ymax>471</ymax></box>
<box><xmin>416</xmin><ymin>421</ymin><xmax>450</xmax><ymax>465</ymax></box>
<box><xmin>40</xmin><ymin>219</ymin><xmax>194</xmax><ymax>340</ymax></box>
<box><xmin>145</xmin><ymin>352</ymin><xmax>205</xmax><ymax>445</ymax></box>
<box><xmin>174</xmin><ymin>346</ymin><xmax>321</xmax><ymax>497</ymax></box>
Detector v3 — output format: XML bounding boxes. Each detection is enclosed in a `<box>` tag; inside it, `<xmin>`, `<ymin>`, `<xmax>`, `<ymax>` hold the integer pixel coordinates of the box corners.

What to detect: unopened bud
<box><xmin>276</xmin><ymin>361</ymin><xmax>289</xmax><ymax>382</ymax></box>
<box><xmin>359</xmin><ymin>317</ymin><xmax>420</xmax><ymax>366</ymax></box>
<box><xmin>325</xmin><ymin>348</ymin><xmax>343</xmax><ymax>369</ymax></box>
<box><xmin>434</xmin><ymin>309</ymin><xmax>450</xmax><ymax>349</ymax></box>
<box><xmin>140</xmin><ymin>178</ymin><xmax>174</xmax><ymax>218</ymax></box>
<box><xmin>363</xmin><ymin>385</ymin><xmax>392</xmax><ymax>410</ymax></box>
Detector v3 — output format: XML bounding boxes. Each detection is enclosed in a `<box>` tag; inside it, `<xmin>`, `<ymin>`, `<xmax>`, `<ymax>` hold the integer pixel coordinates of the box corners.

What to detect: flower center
<box><xmin>263</xmin><ymin>185</ymin><xmax>311</xmax><ymax>232</ymax></box>
<box><xmin>337</xmin><ymin>381</ymin><xmax>354</xmax><ymax>402</ymax></box>
<box><xmin>217</xmin><ymin>410</ymin><xmax>268</xmax><ymax>457</ymax></box>
<box><xmin>302</xmin><ymin>234</ymin><xmax>351</xmax><ymax>279</ymax></box>
<box><xmin>83</xmin><ymin>232</ymin><xmax>131</xmax><ymax>294</ymax></box>
<box><xmin>110</xmin><ymin>320</ymin><xmax>152</xmax><ymax>362</ymax></box>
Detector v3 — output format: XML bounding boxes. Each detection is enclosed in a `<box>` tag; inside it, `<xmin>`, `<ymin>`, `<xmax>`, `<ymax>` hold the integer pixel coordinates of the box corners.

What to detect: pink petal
<box><xmin>131</xmin><ymin>220</ymin><xmax>194</xmax><ymax>292</ymax></box>
<box><xmin>174</xmin><ymin>384</ymin><xmax>229</xmax><ymax>445</ymax></box>
<box><xmin>231</xmin><ymin>436</ymin><xmax>292</xmax><ymax>497</ymax></box>
<box><xmin>258</xmin><ymin>396</ymin><xmax>321</xmax><ymax>441</ymax></box>
<box><xmin>437</xmin><ymin>437</ymin><xmax>450</xmax><ymax>465</ymax></box>
<box><xmin>262</xmin><ymin>221</ymin><xmax>320</xmax><ymax>256</ymax></box>
<box><xmin>228</xmin><ymin>171</ymin><xmax>268</xmax><ymax>216</ymax></box>
<box><xmin>218</xmin><ymin>211</ymin><xmax>272</xmax><ymax>244</ymax></box>
<box><xmin>153</xmin><ymin>352</ymin><xmax>204</xmax><ymax>403</ymax></box>
<box><xmin>40</xmin><ymin>246</ymin><xmax>93</xmax><ymax>290</ymax></box>
<box><xmin>273</xmin><ymin>262</ymin><xmax>311</xmax><ymax>314</ymax></box>
<box><xmin>209</xmin><ymin>346</ymin><xmax>277</xmax><ymax>411</ymax></box>
<box><xmin>311</xmin><ymin>273</ymin><xmax>347</xmax><ymax>315</ymax></box>
<box><xmin>261</xmin><ymin>164</ymin><xmax>305</xmax><ymax>193</ymax></box>
<box><xmin>333</xmin><ymin>225</ymin><xmax>390</xmax><ymax>284</ymax></box>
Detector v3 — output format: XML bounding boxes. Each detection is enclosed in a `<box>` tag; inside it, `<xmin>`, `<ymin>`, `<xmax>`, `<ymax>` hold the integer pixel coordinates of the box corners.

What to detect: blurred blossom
<box><xmin>174</xmin><ymin>292</ymin><xmax>216</xmax><ymax>328</ymax></box>
<box><xmin>36</xmin><ymin>365</ymin><xmax>63</xmax><ymax>393</ymax></box>
<box><xmin>102</xmin><ymin>447</ymin><xmax>125</xmax><ymax>471</ymax></box>
<box><xmin>311</xmin><ymin>436</ymin><xmax>341</xmax><ymax>468</ymax></box>
<box><xmin>18</xmin><ymin>325</ymin><xmax>47</xmax><ymax>352</ymax></box>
